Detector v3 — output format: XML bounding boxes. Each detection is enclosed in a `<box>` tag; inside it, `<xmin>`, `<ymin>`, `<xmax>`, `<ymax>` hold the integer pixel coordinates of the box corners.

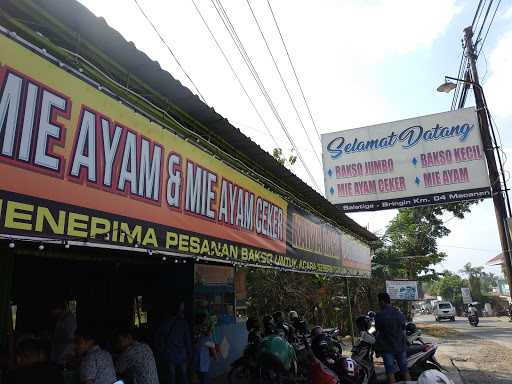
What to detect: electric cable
<box><xmin>132</xmin><ymin>0</ymin><xmax>206</xmax><ymax>102</ymax></box>
<box><xmin>451</xmin><ymin>53</ymin><xmax>466</xmax><ymax>110</ymax></box>
<box><xmin>245</xmin><ymin>0</ymin><xmax>322</xmax><ymax>166</ymax></box>
<box><xmin>471</xmin><ymin>0</ymin><xmax>484</xmax><ymax>28</ymax></box>
<box><xmin>438</xmin><ymin>244</ymin><xmax>498</xmax><ymax>252</ymax></box>
<box><xmin>266</xmin><ymin>0</ymin><xmax>322</xmax><ymax>142</ymax></box>
<box><xmin>473</xmin><ymin>0</ymin><xmax>487</xmax><ymax>33</ymax></box>
<box><xmin>189</xmin><ymin>0</ymin><xmax>280</xmax><ymax>149</ymax></box>
<box><xmin>475</xmin><ymin>0</ymin><xmax>494</xmax><ymax>48</ymax></box>
<box><xmin>477</xmin><ymin>0</ymin><xmax>501</xmax><ymax>56</ymax></box>
<box><xmin>209</xmin><ymin>0</ymin><xmax>322</xmax><ymax>191</ymax></box>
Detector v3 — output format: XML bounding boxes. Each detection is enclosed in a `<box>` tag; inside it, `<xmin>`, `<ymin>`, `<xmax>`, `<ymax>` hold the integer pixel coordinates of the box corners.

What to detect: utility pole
<box><xmin>463</xmin><ymin>26</ymin><xmax>512</xmax><ymax>295</ymax></box>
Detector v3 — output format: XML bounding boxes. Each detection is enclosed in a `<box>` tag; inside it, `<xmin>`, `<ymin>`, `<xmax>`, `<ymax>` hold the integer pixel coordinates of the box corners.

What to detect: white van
<box><xmin>433</xmin><ymin>301</ymin><xmax>456</xmax><ymax>321</ymax></box>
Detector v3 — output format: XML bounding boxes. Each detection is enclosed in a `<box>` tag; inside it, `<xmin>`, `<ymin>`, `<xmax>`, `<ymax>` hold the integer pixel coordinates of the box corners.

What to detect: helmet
<box><xmin>405</xmin><ymin>322</ymin><xmax>417</xmax><ymax>336</ymax></box>
<box><xmin>336</xmin><ymin>357</ymin><xmax>363</xmax><ymax>384</ymax></box>
<box><xmin>311</xmin><ymin>325</ymin><xmax>323</xmax><ymax>338</ymax></box>
<box><xmin>289</xmin><ymin>310</ymin><xmax>299</xmax><ymax>320</ymax></box>
<box><xmin>355</xmin><ymin>316</ymin><xmax>371</xmax><ymax>332</ymax></box>
<box><xmin>367</xmin><ymin>311</ymin><xmax>376</xmax><ymax>319</ymax></box>
<box><xmin>418</xmin><ymin>369</ymin><xmax>454</xmax><ymax>384</ymax></box>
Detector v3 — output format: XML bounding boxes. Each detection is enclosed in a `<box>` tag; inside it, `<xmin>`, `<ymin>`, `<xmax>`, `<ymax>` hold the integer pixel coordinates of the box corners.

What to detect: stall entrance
<box><xmin>11</xmin><ymin>253</ymin><xmax>194</xmax><ymax>342</ymax></box>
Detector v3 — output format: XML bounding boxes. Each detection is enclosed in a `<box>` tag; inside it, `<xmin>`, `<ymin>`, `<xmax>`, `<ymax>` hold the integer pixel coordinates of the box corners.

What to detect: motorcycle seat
<box><xmin>406</xmin><ymin>344</ymin><xmax>425</xmax><ymax>356</ymax></box>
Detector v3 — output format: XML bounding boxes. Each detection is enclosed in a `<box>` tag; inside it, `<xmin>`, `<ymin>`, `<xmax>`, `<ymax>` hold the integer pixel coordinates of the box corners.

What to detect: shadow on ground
<box><xmin>436</xmin><ymin>334</ymin><xmax>512</xmax><ymax>384</ymax></box>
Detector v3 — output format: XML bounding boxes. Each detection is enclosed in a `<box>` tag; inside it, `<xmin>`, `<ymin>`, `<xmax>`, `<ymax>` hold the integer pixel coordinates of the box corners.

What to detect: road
<box><xmin>414</xmin><ymin>314</ymin><xmax>512</xmax><ymax>383</ymax></box>
<box><xmin>415</xmin><ymin>314</ymin><xmax>512</xmax><ymax>350</ymax></box>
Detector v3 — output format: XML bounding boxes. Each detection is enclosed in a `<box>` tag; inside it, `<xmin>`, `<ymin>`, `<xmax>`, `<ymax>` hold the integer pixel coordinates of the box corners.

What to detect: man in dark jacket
<box><xmin>154</xmin><ymin>303</ymin><xmax>191</xmax><ymax>384</ymax></box>
<box><xmin>375</xmin><ymin>292</ymin><xmax>410</xmax><ymax>384</ymax></box>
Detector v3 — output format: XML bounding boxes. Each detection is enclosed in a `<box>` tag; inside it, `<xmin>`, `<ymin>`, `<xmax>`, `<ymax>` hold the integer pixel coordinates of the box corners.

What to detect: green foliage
<box><xmin>480</xmin><ymin>271</ymin><xmax>498</xmax><ymax>294</ymax></box>
<box><xmin>428</xmin><ymin>264</ymin><xmax>501</xmax><ymax>313</ymax></box>
<box><xmin>430</xmin><ymin>270</ymin><xmax>466</xmax><ymax>306</ymax></box>
<box><xmin>272</xmin><ymin>148</ymin><xmax>297</xmax><ymax>168</ymax></box>
<box><xmin>457</xmin><ymin>262</ymin><xmax>498</xmax><ymax>298</ymax></box>
<box><xmin>246</xmin><ymin>268</ymin><xmax>379</xmax><ymax>332</ymax></box>
<box><xmin>373</xmin><ymin>202</ymin><xmax>477</xmax><ymax>282</ymax></box>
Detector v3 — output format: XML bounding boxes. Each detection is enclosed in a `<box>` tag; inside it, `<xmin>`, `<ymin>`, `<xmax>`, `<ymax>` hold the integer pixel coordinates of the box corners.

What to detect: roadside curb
<box><xmin>448</xmin><ymin>359</ymin><xmax>467</xmax><ymax>384</ymax></box>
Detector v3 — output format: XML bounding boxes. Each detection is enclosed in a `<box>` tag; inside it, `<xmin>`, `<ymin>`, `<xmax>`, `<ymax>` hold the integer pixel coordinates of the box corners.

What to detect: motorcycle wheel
<box><xmin>258</xmin><ymin>367</ymin><xmax>283</xmax><ymax>384</ymax></box>
<box><xmin>228</xmin><ymin>364</ymin><xmax>252</xmax><ymax>384</ymax></box>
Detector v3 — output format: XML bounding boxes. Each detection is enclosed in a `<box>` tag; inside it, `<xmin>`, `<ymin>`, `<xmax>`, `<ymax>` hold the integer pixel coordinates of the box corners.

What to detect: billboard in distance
<box><xmin>322</xmin><ymin>109</ymin><xmax>491</xmax><ymax>212</ymax></box>
<box><xmin>461</xmin><ymin>287</ymin><xmax>473</xmax><ymax>304</ymax></box>
<box><xmin>386</xmin><ymin>280</ymin><xmax>419</xmax><ymax>301</ymax></box>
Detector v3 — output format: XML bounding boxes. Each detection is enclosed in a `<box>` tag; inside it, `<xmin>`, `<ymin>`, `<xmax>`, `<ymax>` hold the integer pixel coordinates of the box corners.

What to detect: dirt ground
<box><xmin>419</xmin><ymin>323</ymin><xmax>512</xmax><ymax>383</ymax></box>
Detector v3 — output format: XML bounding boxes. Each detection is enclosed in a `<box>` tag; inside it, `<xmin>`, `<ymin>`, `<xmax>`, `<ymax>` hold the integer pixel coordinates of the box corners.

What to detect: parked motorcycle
<box><xmin>406</xmin><ymin>322</ymin><xmax>426</xmax><ymax>345</ymax></box>
<box><xmin>357</xmin><ymin>315</ymin><xmax>443</xmax><ymax>381</ymax></box>
<box><xmin>228</xmin><ymin>333</ymin><xmax>300</xmax><ymax>384</ymax></box>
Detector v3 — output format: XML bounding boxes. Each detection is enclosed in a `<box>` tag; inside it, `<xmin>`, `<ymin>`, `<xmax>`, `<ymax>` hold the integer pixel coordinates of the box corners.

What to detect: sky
<box><xmin>76</xmin><ymin>0</ymin><xmax>512</xmax><ymax>275</ymax></box>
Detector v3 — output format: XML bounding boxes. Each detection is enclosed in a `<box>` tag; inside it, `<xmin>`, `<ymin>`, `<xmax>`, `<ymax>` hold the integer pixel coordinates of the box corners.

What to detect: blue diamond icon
<box><xmin>415</xmin><ymin>176</ymin><xmax>421</xmax><ymax>185</ymax></box>
<box><xmin>327</xmin><ymin>168</ymin><xmax>333</xmax><ymax>177</ymax></box>
<box><xmin>412</xmin><ymin>157</ymin><xmax>418</xmax><ymax>166</ymax></box>
<box><xmin>329</xmin><ymin>186</ymin><xmax>335</xmax><ymax>195</ymax></box>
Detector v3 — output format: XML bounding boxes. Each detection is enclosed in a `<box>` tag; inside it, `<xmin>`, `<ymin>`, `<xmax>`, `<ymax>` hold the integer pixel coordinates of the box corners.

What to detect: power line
<box><xmin>451</xmin><ymin>52</ymin><xmax>466</xmax><ymax>110</ymax></box>
<box><xmin>477</xmin><ymin>0</ymin><xmax>501</xmax><ymax>56</ymax></box>
<box><xmin>266</xmin><ymin>0</ymin><xmax>322</xmax><ymax>142</ymax></box>
<box><xmin>475</xmin><ymin>0</ymin><xmax>494</xmax><ymax>47</ymax></box>
<box><xmin>474</xmin><ymin>0</ymin><xmax>494</xmax><ymax>45</ymax></box>
<box><xmin>438</xmin><ymin>244</ymin><xmax>498</xmax><ymax>253</ymax></box>
<box><xmin>244</xmin><ymin>0</ymin><xmax>322</xmax><ymax>167</ymax></box>
<box><xmin>132</xmin><ymin>0</ymin><xmax>206</xmax><ymax>102</ymax></box>
<box><xmin>473</xmin><ymin>0</ymin><xmax>487</xmax><ymax>32</ymax></box>
<box><xmin>189</xmin><ymin>0</ymin><xmax>280</xmax><ymax>149</ymax></box>
<box><xmin>209</xmin><ymin>0</ymin><xmax>322</xmax><ymax>191</ymax></box>
<box><xmin>453</xmin><ymin>0</ymin><xmax>488</xmax><ymax>109</ymax></box>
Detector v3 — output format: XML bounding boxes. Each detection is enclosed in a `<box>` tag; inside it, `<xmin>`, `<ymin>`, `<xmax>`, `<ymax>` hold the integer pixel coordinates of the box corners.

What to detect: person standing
<box><xmin>74</xmin><ymin>328</ymin><xmax>116</xmax><ymax>384</ymax></box>
<box><xmin>49</xmin><ymin>301</ymin><xmax>77</xmax><ymax>367</ymax></box>
<box><xmin>375</xmin><ymin>292</ymin><xmax>410</xmax><ymax>384</ymax></box>
<box><xmin>114</xmin><ymin>329</ymin><xmax>159</xmax><ymax>384</ymax></box>
<box><xmin>193</xmin><ymin>314</ymin><xmax>217</xmax><ymax>384</ymax></box>
<box><xmin>154</xmin><ymin>303</ymin><xmax>192</xmax><ymax>384</ymax></box>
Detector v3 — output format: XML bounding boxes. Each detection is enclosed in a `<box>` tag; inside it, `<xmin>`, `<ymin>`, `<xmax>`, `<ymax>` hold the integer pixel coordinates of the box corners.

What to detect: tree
<box><xmin>480</xmin><ymin>271</ymin><xmax>498</xmax><ymax>294</ymax></box>
<box><xmin>430</xmin><ymin>271</ymin><xmax>466</xmax><ymax>307</ymax></box>
<box><xmin>372</xmin><ymin>203</ymin><xmax>478</xmax><ymax>318</ymax></box>
<box><xmin>373</xmin><ymin>203</ymin><xmax>478</xmax><ymax>282</ymax></box>
<box><xmin>272</xmin><ymin>148</ymin><xmax>297</xmax><ymax>168</ymax></box>
<box><xmin>460</xmin><ymin>262</ymin><xmax>484</xmax><ymax>300</ymax></box>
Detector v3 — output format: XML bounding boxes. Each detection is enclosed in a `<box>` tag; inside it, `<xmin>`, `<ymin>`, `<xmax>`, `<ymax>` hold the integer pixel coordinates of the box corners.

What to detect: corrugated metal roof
<box><xmin>2</xmin><ymin>0</ymin><xmax>377</xmax><ymax>243</ymax></box>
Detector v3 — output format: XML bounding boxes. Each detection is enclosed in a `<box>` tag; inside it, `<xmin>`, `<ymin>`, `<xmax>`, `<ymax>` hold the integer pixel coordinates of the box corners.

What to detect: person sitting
<box><xmin>6</xmin><ymin>337</ymin><xmax>63</xmax><ymax>384</ymax></box>
<box><xmin>288</xmin><ymin>311</ymin><xmax>309</xmax><ymax>336</ymax></box>
<box><xmin>272</xmin><ymin>311</ymin><xmax>295</xmax><ymax>342</ymax></box>
<box><xmin>114</xmin><ymin>328</ymin><xmax>159</xmax><ymax>384</ymax></box>
<box><xmin>74</xmin><ymin>327</ymin><xmax>116</xmax><ymax>384</ymax></box>
<box><xmin>49</xmin><ymin>300</ymin><xmax>77</xmax><ymax>367</ymax></box>
<box><xmin>262</xmin><ymin>315</ymin><xmax>275</xmax><ymax>337</ymax></box>
<box><xmin>468</xmin><ymin>304</ymin><xmax>478</xmax><ymax>316</ymax></box>
<box><xmin>246</xmin><ymin>317</ymin><xmax>261</xmax><ymax>345</ymax></box>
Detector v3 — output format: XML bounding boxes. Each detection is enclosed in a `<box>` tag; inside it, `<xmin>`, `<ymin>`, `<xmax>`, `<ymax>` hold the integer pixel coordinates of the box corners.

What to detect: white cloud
<box><xmin>503</xmin><ymin>4</ymin><xmax>512</xmax><ymax>19</ymax></box>
<box><xmin>485</xmin><ymin>29</ymin><xmax>512</xmax><ymax>119</ymax></box>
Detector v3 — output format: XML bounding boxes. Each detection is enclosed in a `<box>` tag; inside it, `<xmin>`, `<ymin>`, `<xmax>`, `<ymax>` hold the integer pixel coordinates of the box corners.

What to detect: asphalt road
<box><xmin>415</xmin><ymin>314</ymin><xmax>512</xmax><ymax>350</ymax></box>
